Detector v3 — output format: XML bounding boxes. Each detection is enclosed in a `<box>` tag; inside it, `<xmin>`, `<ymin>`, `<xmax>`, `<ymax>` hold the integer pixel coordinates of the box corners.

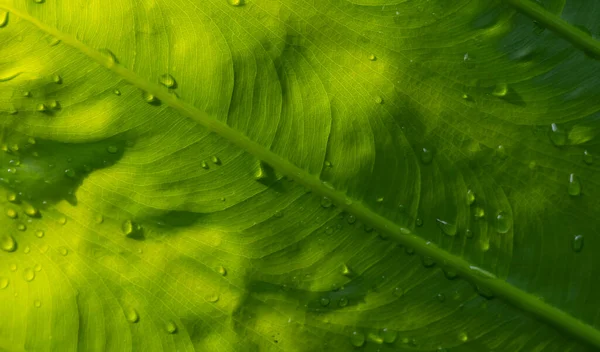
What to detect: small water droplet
<box><xmin>572</xmin><ymin>235</ymin><xmax>584</xmax><ymax>253</ymax></box>
<box><xmin>35</xmin><ymin>230</ymin><xmax>45</xmax><ymax>238</ymax></box>
<box><xmin>218</xmin><ymin>266</ymin><xmax>227</xmax><ymax>276</ymax></box>
<box><xmin>48</xmin><ymin>36</ymin><xmax>61</xmax><ymax>46</ymax></box>
<box><xmin>421</xmin><ymin>256</ymin><xmax>435</xmax><ymax>267</ymax></box>
<box><xmin>320</xmin><ymin>196</ymin><xmax>333</xmax><ymax>208</ymax></box>
<box><xmin>34</xmin><ymin>300</ymin><xmax>41</xmax><ymax>308</ymax></box>
<box><xmin>107</xmin><ymin>145</ymin><xmax>118</xmax><ymax>154</ymax></box>
<box><xmin>369</xmin><ymin>54</ymin><xmax>377</xmax><ymax>61</ymax></box>
<box><xmin>375</xmin><ymin>96</ymin><xmax>383</xmax><ymax>104</ymax></box>
<box><xmin>124</xmin><ymin>307</ymin><xmax>139</xmax><ymax>323</ymax></box>
<box><xmin>36</xmin><ymin>103</ymin><xmax>48</xmax><ymax>112</ymax></box>
<box><xmin>23</xmin><ymin>91</ymin><xmax>31</xmax><ymax>98</ymax></box>
<box><xmin>1</xmin><ymin>234</ymin><xmax>16</xmax><ymax>252</ymax></box>
<box><xmin>0</xmin><ymin>11</ymin><xmax>8</xmax><ymax>28</ymax></box>
<box><xmin>474</xmin><ymin>207</ymin><xmax>485</xmax><ymax>218</ymax></box>
<box><xmin>23</xmin><ymin>268</ymin><xmax>35</xmax><ymax>282</ymax></box>
<box><xmin>492</xmin><ymin>83</ymin><xmax>508</xmax><ymax>97</ymax></box>
<box><xmin>437</xmin><ymin>293</ymin><xmax>446</xmax><ymax>302</ymax></box>
<box><xmin>462</xmin><ymin>93</ymin><xmax>472</xmax><ymax>101</ymax></box>
<box><xmin>7</xmin><ymin>192</ymin><xmax>17</xmax><ymax>202</ymax></box>
<box><xmin>113</xmin><ymin>89</ymin><xmax>121</xmax><ymax>96</ymax></box>
<box><xmin>496</xmin><ymin>145</ymin><xmax>507</xmax><ymax>160</ymax></box>
<box><xmin>496</xmin><ymin>211</ymin><xmax>511</xmax><ymax>233</ymax></box>
<box><xmin>58</xmin><ymin>216</ymin><xmax>67</xmax><ymax>225</ymax></box>
<box><xmin>100</xmin><ymin>49</ymin><xmax>118</xmax><ymax>65</ymax></box>
<box><xmin>436</xmin><ymin>219</ymin><xmax>457</xmax><ymax>236</ymax></box>
<box><xmin>34</xmin><ymin>0</ymin><xmax>45</xmax><ymax>3</ymax></box>
<box><xmin>0</xmin><ymin>277</ymin><xmax>8</xmax><ymax>289</ymax></box>
<box><xmin>341</xmin><ymin>263</ymin><xmax>353</xmax><ymax>277</ymax></box>
<box><xmin>23</xmin><ymin>245</ymin><xmax>30</xmax><ymax>253</ymax></box>
<box><xmin>207</xmin><ymin>294</ymin><xmax>220</xmax><ymax>303</ymax></box>
<box><xmin>347</xmin><ymin>215</ymin><xmax>356</xmax><ymax>224</ymax></box>
<box><xmin>415</xmin><ymin>218</ymin><xmax>423</xmax><ymax>227</ymax></box>
<box><xmin>9</xmin><ymin>263</ymin><xmax>17</xmax><ymax>271</ymax></box>
<box><xmin>549</xmin><ymin>123</ymin><xmax>567</xmax><ymax>147</ymax></box>
<box><xmin>458</xmin><ymin>332</ymin><xmax>468</xmax><ymax>342</ymax></box>
<box><xmin>228</xmin><ymin>0</ymin><xmax>243</xmax><ymax>6</ymax></box>
<box><xmin>568</xmin><ymin>173</ymin><xmax>581</xmax><ymax>196</ymax></box>
<box><xmin>94</xmin><ymin>214</ymin><xmax>104</xmax><ymax>224</ymax></box>
<box><xmin>143</xmin><ymin>92</ymin><xmax>158</xmax><ymax>104</ymax></box>
<box><xmin>583</xmin><ymin>150</ymin><xmax>593</xmax><ymax>165</ymax></box>
<box><xmin>6</xmin><ymin>208</ymin><xmax>17</xmax><ymax>219</ymax></box>
<box><xmin>59</xmin><ymin>247</ymin><xmax>68</xmax><ymax>256</ymax></box>
<box><xmin>443</xmin><ymin>269</ymin><xmax>458</xmax><ymax>280</ymax></box>
<box><xmin>338</xmin><ymin>296</ymin><xmax>348</xmax><ymax>307</ymax></box>
<box><xmin>465</xmin><ymin>228</ymin><xmax>473</xmax><ymax>238</ymax></box>
<box><xmin>376</xmin><ymin>197</ymin><xmax>384</xmax><ymax>203</ymax></box>
<box><xmin>381</xmin><ymin>328</ymin><xmax>397</xmax><ymax>343</ymax></box>
<box><xmin>211</xmin><ymin>156</ymin><xmax>221</xmax><ymax>165</ymax></box>
<box><xmin>159</xmin><ymin>74</ymin><xmax>176</xmax><ymax>88</ymax></box>
<box><xmin>23</xmin><ymin>203</ymin><xmax>38</xmax><ymax>217</ymax></box>
<box><xmin>64</xmin><ymin>168</ymin><xmax>76</xmax><ymax>178</ymax></box>
<box><xmin>420</xmin><ymin>147</ymin><xmax>433</xmax><ymax>164</ymax></box>
<box><xmin>319</xmin><ymin>297</ymin><xmax>330</xmax><ymax>307</ymax></box>
<box><xmin>466</xmin><ymin>189</ymin><xmax>475</xmax><ymax>205</ymax></box>
<box><xmin>34</xmin><ymin>263</ymin><xmax>42</xmax><ymax>272</ymax></box>
<box><xmin>52</xmin><ymin>74</ymin><xmax>62</xmax><ymax>84</ymax></box>
<box><xmin>201</xmin><ymin>160</ymin><xmax>209</xmax><ymax>169</ymax></box>
<box><xmin>165</xmin><ymin>320</ymin><xmax>177</xmax><ymax>334</ymax></box>
<box><xmin>122</xmin><ymin>219</ymin><xmax>142</xmax><ymax>237</ymax></box>
<box><xmin>393</xmin><ymin>287</ymin><xmax>404</xmax><ymax>297</ymax></box>
<box><xmin>350</xmin><ymin>331</ymin><xmax>365</xmax><ymax>347</ymax></box>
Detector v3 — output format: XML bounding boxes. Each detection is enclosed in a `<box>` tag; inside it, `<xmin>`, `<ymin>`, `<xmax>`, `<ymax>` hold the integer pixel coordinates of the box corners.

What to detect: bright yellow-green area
<box><xmin>0</xmin><ymin>0</ymin><xmax>599</xmax><ymax>351</ymax></box>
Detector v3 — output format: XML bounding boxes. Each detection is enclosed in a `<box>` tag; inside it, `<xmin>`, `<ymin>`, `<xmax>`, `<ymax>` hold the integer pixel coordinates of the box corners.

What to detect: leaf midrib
<box><xmin>3</xmin><ymin>2</ymin><xmax>600</xmax><ymax>348</ymax></box>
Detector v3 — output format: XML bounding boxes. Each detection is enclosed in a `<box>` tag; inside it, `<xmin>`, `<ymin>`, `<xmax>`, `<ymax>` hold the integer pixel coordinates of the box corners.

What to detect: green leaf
<box><xmin>0</xmin><ymin>0</ymin><xmax>599</xmax><ymax>350</ymax></box>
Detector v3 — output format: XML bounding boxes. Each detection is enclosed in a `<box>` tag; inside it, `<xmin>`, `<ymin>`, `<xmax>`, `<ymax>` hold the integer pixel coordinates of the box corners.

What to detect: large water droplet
<box><xmin>99</xmin><ymin>49</ymin><xmax>118</xmax><ymax>66</ymax></box>
<box><xmin>124</xmin><ymin>307</ymin><xmax>139</xmax><ymax>323</ymax></box>
<box><xmin>0</xmin><ymin>11</ymin><xmax>8</xmax><ymax>28</ymax></box>
<box><xmin>572</xmin><ymin>235</ymin><xmax>584</xmax><ymax>253</ymax></box>
<box><xmin>350</xmin><ymin>331</ymin><xmax>365</xmax><ymax>347</ymax></box>
<box><xmin>549</xmin><ymin>123</ymin><xmax>567</xmax><ymax>147</ymax></box>
<box><xmin>496</xmin><ymin>211</ymin><xmax>511</xmax><ymax>233</ymax></box>
<box><xmin>436</xmin><ymin>219</ymin><xmax>457</xmax><ymax>236</ymax></box>
<box><xmin>568</xmin><ymin>173</ymin><xmax>581</xmax><ymax>196</ymax></box>
<box><xmin>0</xmin><ymin>277</ymin><xmax>8</xmax><ymax>289</ymax></box>
<box><xmin>583</xmin><ymin>150</ymin><xmax>593</xmax><ymax>165</ymax></box>
<box><xmin>218</xmin><ymin>266</ymin><xmax>227</xmax><ymax>276</ymax></box>
<box><xmin>159</xmin><ymin>74</ymin><xmax>176</xmax><ymax>88</ymax></box>
<box><xmin>1</xmin><ymin>235</ymin><xmax>16</xmax><ymax>252</ymax></box>
<box><xmin>23</xmin><ymin>203</ymin><xmax>38</xmax><ymax>217</ymax></box>
<box><xmin>420</xmin><ymin>147</ymin><xmax>433</xmax><ymax>164</ymax></box>
<box><xmin>381</xmin><ymin>328</ymin><xmax>397</xmax><ymax>343</ymax></box>
<box><xmin>122</xmin><ymin>220</ymin><xmax>142</xmax><ymax>238</ymax></box>
<box><xmin>23</xmin><ymin>268</ymin><xmax>35</xmax><ymax>282</ymax></box>
<box><xmin>165</xmin><ymin>320</ymin><xmax>177</xmax><ymax>334</ymax></box>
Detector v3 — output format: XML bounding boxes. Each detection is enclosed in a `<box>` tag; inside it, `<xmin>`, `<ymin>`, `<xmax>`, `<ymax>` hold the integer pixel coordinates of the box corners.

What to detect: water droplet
<box><xmin>369</xmin><ymin>54</ymin><xmax>377</xmax><ymax>61</ymax></box>
<box><xmin>568</xmin><ymin>173</ymin><xmax>581</xmax><ymax>196</ymax></box>
<box><xmin>23</xmin><ymin>268</ymin><xmax>35</xmax><ymax>282</ymax></box>
<box><xmin>572</xmin><ymin>235</ymin><xmax>584</xmax><ymax>253</ymax></box>
<box><xmin>52</xmin><ymin>74</ymin><xmax>62</xmax><ymax>84</ymax></box>
<box><xmin>48</xmin><ymin>36</ymin><xmax>61</xmax><ymax>46</ymax></box>
<box><xmin>458</xmin><ymin>332</ymin><xmax>468</xmax><ymax>342</ymax></box>
<box><xmin>437</xmin><ymin>293</ymin><xmax>446</xmax><ymax>302</ymax></box>
<box><xmin>375</xmin><ymin>329</ymin><xmax>393</xmax><ymax>344</ymax></box>
<box><xmin>100</xmin><ymin>49</ymin><xmax>118</xmax><ymax>65</ymax></box>
<box><xmin>124</xmin><ymin>307</ymin><xmax>139</xmax><ymax>323</ymax></box>
<box><xmin>58</xmin><ymin>216</ymin><xmax>67</xmax><ymax>225</ymax></box>
<box><xmin>462</xmin><ymin>93</ymin><xmax>472</xmax><ymax>101</ymax></box>
<box><xmin>122</xmin><ymin>219</ymin><xmax>142</xmax><ymax>237</ymax></box>
<box><xmin>201</xmin><ymin>161</ymin><xmax>209</xmax><ymax>169</ymax></box>
<box><xmin>443</xmin><ymin>269</ymin><xmax>458</xmax><ymax>280</ymax></box>
<box><xmin>49</xmin><ymin>100</ymin><xmax>60</xmax><ymax>109</ymax></box>
<box><xmin>23</xmin><ymin>91</ymin><xmax>31</xmax><ymax>98</ymax></box>
<box><xmin>350</xmin><ymin>331</ymin><xmax>365</xmax><ymax>347</ymax></box>
<box><xmin>211</xmin><ymin>156</ymin><xmax>221</xmax><ymax>165</ymax></box>
<box><xmin>466</xmin><ymin>189</ymin><xmax>475</xmax><ymax>205</ymax></box>
<box><xmin>496</xmin><ymin>145</ymin><xmax>507</xmax><ymax>160</ymax></box>
<box><xmin>9</xmin><ymin>263</ymin><xmax>17</xmax><ymax>271</ymax></box>
<box><xmin>0</xmin><ymin>277</ymin><xmax>8</xmax><ymax>289</ymax></box>
<box><xmin>218</xmin><ymin>266</ymin><xmax>227</xmax><ymax>276</ymax></box>
<box><xmin>94</xmin><ymin>214</ymin><xmax>104</xmax><ymax>224</ymax></box>
<box><xmin>143</xmin><ymin>92</ymin><xmax>158</xmax><ymax>104</ymax></box>
<box><xmin>6</xmin><ymin>208</ymin><xmax>17</xmax><ymax>219</ymax></box>
<box><xmin>338</xmin><ymin>297</ymin><xmax>348</xmax><ymax>307</ymax></box>
<box><xmin>34</xmin><ymin>300</ymin><xmax>41</xmax><ymax>308</ymax></box>
<box><xmin>34</xmin><ymin>0</ymin><xmax>45</xmax><ymax>3</ymax></box>
<box><xmin>376</xmin><ymin>197</ymin><xmax>384</xmax><ymax>203</ymax></box>
<box><xmin>420</xmin><ymin>147</ymin><xmax>433</xmax><ymax>164</ymax></box>
<box><xmin>1</xmin><ymin>235</ymin><xmax>16</xmax><ymax>252</ymax></box>
<box><xmin>59</xmin><ymin>247</ymin><xmax>68</xmax><ymax>256</ymax></box>
<box><xmin>7</xmin><ymin>192</ymin><xmax>17</xmax><ymax>202</ymax></box>
<box><xmin>36</xmin><ymin>103</ymin><xmax>48</xmax><ymax>112</ymax></box>
<box><xmin>23</xmin><ymin>203</ymin><xmax>38</xmax><ymax>217</ymax></box>
<box><xmin>474</xmin><ymin>207</ymin><xmax>485</xmax><ymax>218</ymax></box>
<box><xmin>159</xmin><ymin>74</ymin><xmax>176</xmax><ymax>88</ymax></box>
<box><xmin>207</xmin><ymin>294</ymin><xmax>220</xmax><ymax>303</ymax></box>
<box><xmin>35</xmin><ymin>230</ymin><xmax>45</xmax><ymax>238</ymax></box>
<box><xmin>549</xmin><ymin>123</ymin><xmax>567</xmax><ymax>147</ymax></box>
<box><xmin>341</xmin><ymin>264</ymin><xmax>353</xmax><ymax>277</ymax></box>
<box><xmin>23</xmin><ymin>245</ymin><xmax>30</xmax><ymax>253</ymax></box>
<box><xmin>107</xmin><ymin>145</ymin><xmax>118</xmax><ymax>154</ymax></box>
<box><xmin>421</xmin><ymin>256</ymin><xmax>435</xmax><ymax>267</ymax></box>
<box><xmin>34</xmin><ymin>263</ymin><xmax>42</xmax><ymax>272</ymax></box>
<box><xmin>492</xmin><ymin>83</ymin><xmax>508</xmax><ymax>97</ymax></box>
<box><xmin>465</xmin><ymin>228</ymin><xmax>473</xmax><ymax>238</ymax></box>
<box><xmin>583</xmin><ymin>150</ymin><xmax>593</xmax><ymax>165</ymax></box>
<box><xmin>415</xmin><ymin>218</ymin><xmax>423</xmax><ymax>227</ymax></box>
<box><xmin>113</xmin><ymin>89</ymin><xmax>121</xmax><ymax>96</ymax></box>
<box><xmin>320</xmin><ymin>196</ymin><xmax>333</xmax><ymax>208</ymax></box>
<box><xmin>496</xmin><ymin>211</ymin><xmax>511</xmax><ymax>233</ymax></box>
<box><xmin>375</xmin><ymin>96</ymin><xmax>383</xmax><ymax>104</ymax></box>
<box><xmin>0</xmin><ymin>11</ymin><xmax>8</xmax><ymax>28</ymax></box>
<box><xmin>436</xmin><ymin>219</ymin><xmax>457</xmax><ymax>236</ymax></box>
<box><xmin>64</xmin><ymin>168</ymin><xmax>76</xmax><ymax>178</ymax></box>
<box><xmin>347</xmin><ymin>215</ymin><xmax>356</xmax><ymax>224</ymax></box>
<box><xmin>165</xmin><ymin>320</ymin><xmax>177</xmax><ymax>334</ymax></box>
<box><xmin>392</xmin><ymin>287</ymin><xmax>404</xmax><ymax>297</ymax></box>
<box><xmin>228</xmin><ymin>0</ymin><xmax>242</xmax><ymax>6</ymax></box>
<box><xmin>319</xmin><ymin>297</ymin><xmax>330</xmax><ymax>307</ymax></box>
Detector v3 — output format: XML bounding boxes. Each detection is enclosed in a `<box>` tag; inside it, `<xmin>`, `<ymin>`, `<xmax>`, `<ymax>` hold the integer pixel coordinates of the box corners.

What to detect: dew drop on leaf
<box><xmin>583</xmin><ymin>150</ymin><xmax>593</xmax><ymax>165</ymax></box>
<box><xmin>159</xmin><ymin>74</ymin><xmax>176</xmax><ymax>88</ymax></box>
<box><xmin>0</xmin><ymin>277</ymin><xmax>8</xmax><ymax>289</ymax></box>
<box><xmin>436</xmin><ymin>219</ymin><xmax>457</xmax><ymax>236</ymax></box>
<box><xmin>36</xmin><ymin>103</ymin><xmax>48</xmax><ymax>112</ymax></box>
<box><xmin>143</xmin><ymin>92</ymin><xmax>158</xmax><ymax>104</ymax></box>
<box><xmin>572</xmin><ymin>235</ymin><xmax>584</xmax><ymax>253</ymax></box>
<box><xmin>207</xmin><ymin>294</ymin><xmax>220</xmax><ymax>303</ymax></box>
<box><xmin>350</xmin><ymin>331</ymin><xmax>365</xmax><ymax>347</ymax></box>
<box><xmin>6</xmin><ymin>192</ymin><xmax>17</xmax><ymax>203</ymax></box>
<box><xmin>347</xmin><ymin>214</ymin><xmax>356</xmax><ymax>224</ymax></box>
<box><xmin>23</xmin><ymin>245</ymin><xmax>30</xmax><ymax>253</ymax></box>
<box><xmin>319</xmin><ymin>297</ymin><xmax>330</xmax><ymax>307</ymax></box>
<box><xmin>474</xmin><ymin>207</ymin><xmax>485</xmax><ymax>218</ymax></box>
<box><xmin>6</xmin><ymin>208</ymin><xmax>17</xmax><ymax>219</ymax></box>
<box><xmin>113</xmin><ymin>89</ymin><xmax>121</xmax><ymax>96</ymax></box>
<box><xmin>23</xmin><ymin>203</ymin><xmax>38</xmax><ymax>217</ymax></box>
<box><xmin>52</xmin><ymin>74</ymin><xmax>62</xmax><ymax>84</ymax></box>
<box><xmin>421</xmin><ymin>256</ymin><xmax>435</xmax><ymax>267</ymax></box>
<box><xmin>95</xmin><ymin>214</ymin><xmax>104</xmax><ymax>224</ymax></box>
<box><xmin>341</xmin><ymin>263</ymin><xmax>353</xmax><ymax>276</ymax></box>
<box><xmin>392</xmin><ymin>287</ymin><xmax>404</xmax><ymax>297</ymax></box>
<box><xmin>201</xmin><ymin>160</ymin><xmax>209</xmax><ymax>169</ymax></box>
<box><xmin>458</xmin><ymin>332</ymin><xmax>468</xmax><ymax>342</ymax></box>
<box><xmin>165</xmin><ymin>320</ymin><xmax>178</xmax><ymax>334</ymax></box>
<box><xmin>35</xmin><ymin>230</ymin><xmax>45</xmax><ymax>238</ymax></box>
<box><xmin>34</xmin><ymin>300</ymin><xmax>41</xmax><ymax>308</ymax></box>
<box><xmin>549</xmin><ymin>123</ymin><xmax>567</xmax><ymax>147</ymax></box>
<box><xmin>218</xmin><ymin>266</ymin><xmax>227</xmax><ymax>276</ymax></box>
<box><xmin>34</xmin><ymin>0</ymin><xmax>45</xmax><ymax>3</ymax></box>
<box><xmin>492</xmin><ymin>83</ymin><xmax>508</xmax><ymax>97</ymax></box>
<box><xmin>437</xmin><ymin>293</ymin><xmax>446</xmax><ymax>302</ymax></box>
<box><xmin>496</xmin><ymin>145</ymin><xmax>507</xmax><ymax>160</ymax></box>
<box><xmin>368</xmin><ymin>54</ymin><xmax>376</xmax><ymax>61</ymax></box>
<box><xmin>211</xmin><ymin>156</ymin><xmax>221</xmax><ymax>165</ymax></box>
<box><xmin>64</xmin><ymin>168</ymin><xmax>76</xmax><ymax>178</ymax></box>
<box><xmin>1</xmin><ymin>235</ymin><xmax>16</xmax><ymax>252</ymax></box>
<box><xmin>23</xmin><ymin>268</ymin><xmax>35</xmax><ymax>282</ymax></box>
<box><xmin>58</xmin><ymin>216</ymin><xmax>67</xmax><ymax>225</ymax></box>
<box><xmin>465</xmin><ymin>228</ymin><xmax>473</xmax><ymax>238</ymax></box>
<box><xmin>59</xmin><ymin>247</ymin><xmax>68</xmax><ymax>256</ymax></box>
<box><xmin>320</xmin><ymin>196</ymin><xmax>333</xmax><ymax>208</ymax></box>
<box><xmin>125</xmin><ymin>308</ymin><xmax>139</xmax><ymax>323</ymax></box>
<box><xmin>375</xmin><ymin>96</ymin><xmax>383</xmax><ymax>104</ymax></box>
<box><xmin>466</xmin><ymin>189</ymin><xmax>475</xmax><ymax>205</ymax></box>
<box><xmin>107</xmin><ymin>145</ymin><xmax>118</xmax><ymax>154</ymax></box>
<box><xmin>420</xmin><ymin>147</ymin><xmax>433</xmax><ymax>164</ymax></box>
<box><xmin>381</xmin><ymin>328</ymin><xmax>397</xmax><ymax>343</ymax></box>
<box><xmin>568</xmin><ymin>173</ymin><xmax>581</xmax><ymax>196</ymax></box>
<box><xmin>228</xmin><ymin>0</ymin><xmax>242</xmax><ymax>6</ymax></box>
<box><xmin>338</xmin><ymin>297</ymin><xmax>348</xmax><ymax>307</ymax></box>
<box><xmin>0</xmin><ymin>11</ymin><xmax>8</xmax><ymax>28</ymax></box>
<box><xmin>9</xmin><ymin>263</ymin><xmax>17</xmax><ymax>271</ymax></box>
<box><xmin>34</xmin><ymin>264</ymin><xmax>42</xmax><ymax>272</ymax></box>
<box><xmin>99</xmin><ymin>49</ymin><xmax>118</xmax><ymax>65</ymax></box>
<box><xmin>496</xmin><ymin>211</ymin><xmax>511</xmax><ymax>233</ymax></box>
